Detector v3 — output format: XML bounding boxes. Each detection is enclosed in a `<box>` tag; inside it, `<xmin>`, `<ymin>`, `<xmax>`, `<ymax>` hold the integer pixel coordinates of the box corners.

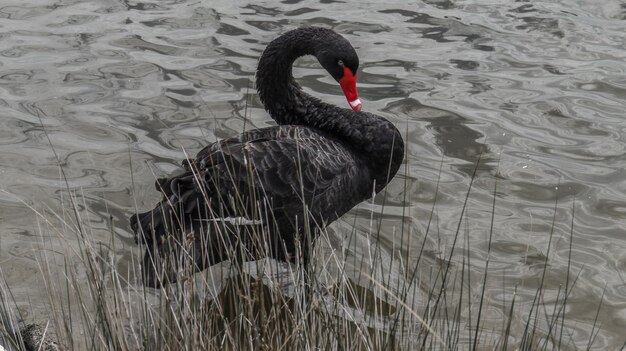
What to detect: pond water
<box><xmin>1</xmin><ymin>0</ymin><xmax>626</xmax><ymax>349</ymax></box>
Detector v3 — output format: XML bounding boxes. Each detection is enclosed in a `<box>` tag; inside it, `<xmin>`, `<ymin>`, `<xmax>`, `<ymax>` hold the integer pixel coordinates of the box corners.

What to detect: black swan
<box><xmin>130</xmin><ymin>27</ymin><xmax>404</xmax><ymax>288</ymax></box>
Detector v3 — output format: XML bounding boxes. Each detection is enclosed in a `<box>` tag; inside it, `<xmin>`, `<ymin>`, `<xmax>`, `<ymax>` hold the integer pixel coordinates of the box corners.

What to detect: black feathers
<box><xmin>130</xmin><ymin>27</ymin><xmax>404</xmax><ymax>288</ymax></box>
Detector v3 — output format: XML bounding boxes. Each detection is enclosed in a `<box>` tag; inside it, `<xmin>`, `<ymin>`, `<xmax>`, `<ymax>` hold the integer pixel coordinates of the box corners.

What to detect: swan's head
<box><xmin>316</xmin><ymin>32</ymin><xmax>362</xmax><ymax>112</ymax></box>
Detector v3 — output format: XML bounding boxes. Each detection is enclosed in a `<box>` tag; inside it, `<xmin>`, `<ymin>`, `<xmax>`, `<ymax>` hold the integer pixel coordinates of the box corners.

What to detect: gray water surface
<box><xmin>1</xmin><ymin>0</ymin><xmax>626</xmax><ymax>349</ymax></box>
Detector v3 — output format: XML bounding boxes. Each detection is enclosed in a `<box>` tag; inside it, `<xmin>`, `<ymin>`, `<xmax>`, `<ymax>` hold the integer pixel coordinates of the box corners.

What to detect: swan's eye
<box><xmin>338</xmin><ymin>60</ymin><xmax>344</xmax><ymax>67</ymax></box>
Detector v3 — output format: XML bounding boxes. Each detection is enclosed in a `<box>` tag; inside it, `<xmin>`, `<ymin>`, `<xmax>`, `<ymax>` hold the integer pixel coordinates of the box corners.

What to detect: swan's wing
<box><xmin>130</xmin><ymin>127</ymin><xmax>282</xmax><ymax>244</ymax></box>
<box><xmin>190</xmin><ymin>125</ymin><xmax>370</xmax><ymax>222</ymax></box>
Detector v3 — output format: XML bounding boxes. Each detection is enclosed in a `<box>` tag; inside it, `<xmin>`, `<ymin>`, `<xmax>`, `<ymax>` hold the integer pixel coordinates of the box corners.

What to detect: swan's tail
<box><xmin>130</xmin><ymin>201</ymin><xmax>265</xmax><ymax>288</ymax></box>
<box><xmin>130</xmin><ymin>203</ymin><xmax>177</xmax><ymax>288</ymax></box>
<box><xmin>129</xmin><ymin>173</ymin><xmax>207</xmax><ymax>287</ymax></box>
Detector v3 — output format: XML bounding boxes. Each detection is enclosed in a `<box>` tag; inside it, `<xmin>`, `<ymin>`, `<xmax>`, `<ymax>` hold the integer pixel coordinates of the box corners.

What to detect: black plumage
<box><xmin>130</xmin><ymin>27</ymin><xmax>404</xmax><ymax>288</ymax></box>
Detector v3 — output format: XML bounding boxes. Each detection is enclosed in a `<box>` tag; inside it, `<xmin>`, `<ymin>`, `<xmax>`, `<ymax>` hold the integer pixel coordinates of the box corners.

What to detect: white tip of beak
<box><xmin>349</xmin><ymin>99</ymin><xmax>362</xmax><ymax>111</ymax></box>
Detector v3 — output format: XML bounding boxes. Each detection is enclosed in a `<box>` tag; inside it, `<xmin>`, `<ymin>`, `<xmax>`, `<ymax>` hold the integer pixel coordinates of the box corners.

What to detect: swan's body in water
<box><xmin>131</xmin><ymin>27</ymin><xmax>404</xmax><ymax>288</ymax></box>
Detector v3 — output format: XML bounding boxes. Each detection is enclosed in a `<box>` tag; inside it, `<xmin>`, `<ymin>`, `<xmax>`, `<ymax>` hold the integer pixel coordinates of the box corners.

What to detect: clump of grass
<box><xmin>0</xmin><ymin>121</ymin><xmax>612</xmax><ymax>350</ymax></box>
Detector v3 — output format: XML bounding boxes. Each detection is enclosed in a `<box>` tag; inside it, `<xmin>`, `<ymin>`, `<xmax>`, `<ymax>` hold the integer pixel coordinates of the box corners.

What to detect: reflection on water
<box><xmin>1</xmin><ymin>0</ymin><xmax>626</xmax><ymax>348</ymax></box>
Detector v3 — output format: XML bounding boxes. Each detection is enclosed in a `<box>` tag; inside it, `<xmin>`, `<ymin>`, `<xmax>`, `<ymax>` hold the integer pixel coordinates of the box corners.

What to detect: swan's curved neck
<box><xmin>255</xmin><ymin>28</ymin><xmax>405</xmax><ymax>189</ymax></box>
<box><xmin>256</xmin><ymin>28</ymin><xmax>319</xmax><ymax>125</ymax></box>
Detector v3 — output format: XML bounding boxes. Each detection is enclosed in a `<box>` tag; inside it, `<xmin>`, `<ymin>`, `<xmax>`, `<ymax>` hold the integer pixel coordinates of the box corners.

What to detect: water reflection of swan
<box><xmin>130</xmin><ymin>27</ymin><xmax>404</xmax><ymax>288</ymax></box>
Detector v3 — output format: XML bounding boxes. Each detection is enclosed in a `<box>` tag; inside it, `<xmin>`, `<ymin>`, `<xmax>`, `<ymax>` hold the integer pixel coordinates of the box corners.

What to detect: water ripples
<box><xmin>1</xmin><ymin>0</ymin><xmax>626</xmax><ymax>348</ymax></box>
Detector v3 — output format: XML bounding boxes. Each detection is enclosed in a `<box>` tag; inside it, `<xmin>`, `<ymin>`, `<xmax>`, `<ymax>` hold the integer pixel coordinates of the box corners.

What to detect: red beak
<box><xmin>339</xmin><ymin>66</ymin><xmax>362</xmax><ymax>111</ymax></box>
